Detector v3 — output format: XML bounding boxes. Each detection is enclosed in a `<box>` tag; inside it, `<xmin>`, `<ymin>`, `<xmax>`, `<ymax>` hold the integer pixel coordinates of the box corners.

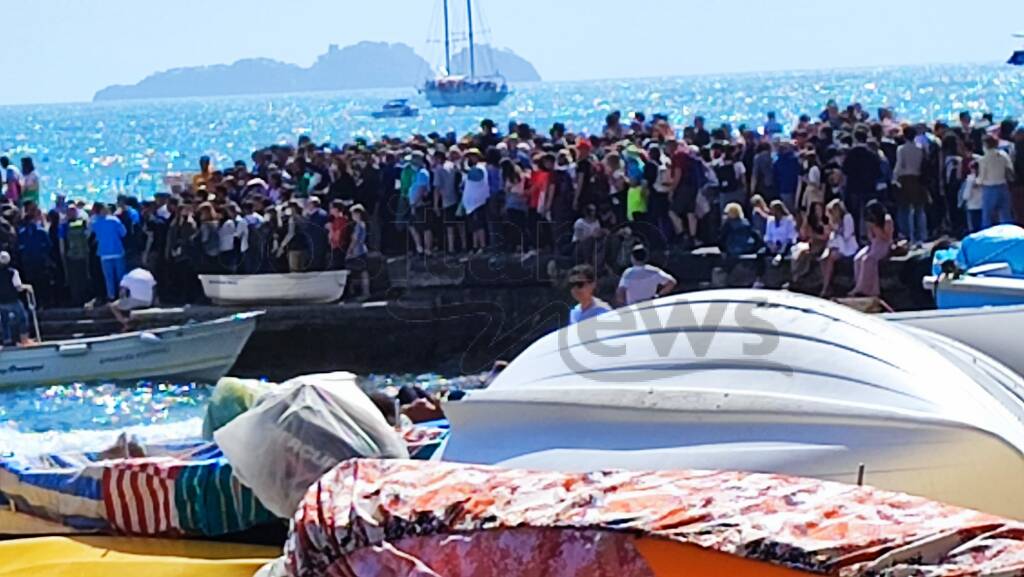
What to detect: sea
<box><xmin>1</xmin><ymin>63</ymin><xmax>1021</xmax><ymax>206</ymax></box>
<box><xmin>0</xmin><ymin>63</ymin><xmax>1021</xmax><ymax>455</ymax></box>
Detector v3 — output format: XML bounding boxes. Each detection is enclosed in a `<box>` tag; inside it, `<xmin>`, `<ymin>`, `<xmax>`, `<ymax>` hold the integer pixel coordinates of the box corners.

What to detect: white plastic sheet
<box><xmin>215</xmin><ymin>372</ymin><xmax>408</xmax><ymax>518</ymax></box>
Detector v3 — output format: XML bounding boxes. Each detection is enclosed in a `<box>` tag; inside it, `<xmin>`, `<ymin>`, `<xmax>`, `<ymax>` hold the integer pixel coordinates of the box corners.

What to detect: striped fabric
<box><xmin>2</xmin><ymin>441</ymin><xmax>276</xmax><ymax>538</ymax></box>
<box><xmin>175</xmin><ymin>456</ymin><xmax>276</xmax><ymax>536</ymax></box>
<box><xmin>101</xmin><ymin>459</ymin><xmax>181</xmax><ymax>536</ymax></box>
<box><xmin>0</xmin><ymin>453</ymin><xmax>107</xmax><ymax>531</ymax></box>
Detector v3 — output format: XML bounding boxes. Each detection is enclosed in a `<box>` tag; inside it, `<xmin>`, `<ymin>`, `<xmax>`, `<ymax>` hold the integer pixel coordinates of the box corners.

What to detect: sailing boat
<box><xmin>421</xmin><ymin>0</ymin><xmax>509</xmax><ymax>107</ymax></box>
<box><xmin>1009</xmin><ymin>33</ymin><xmax>1024</xmax><ymax>66</ymax></box>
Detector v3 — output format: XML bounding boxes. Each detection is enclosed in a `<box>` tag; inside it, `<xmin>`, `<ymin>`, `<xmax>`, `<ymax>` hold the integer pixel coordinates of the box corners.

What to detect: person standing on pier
<box><xmin>0</xmin><ymin>251</ymin><xmax>32</xmax><ymax>345</ymax></box>
<box><xmin>90</xmin><ymin>203</ymin><xmax>128</xmax><ymax>303</ymax></box>
<box><xmin>615</xmin><ymin>245</ymin><xmax>677</xmax><ymax>306</ymax></box>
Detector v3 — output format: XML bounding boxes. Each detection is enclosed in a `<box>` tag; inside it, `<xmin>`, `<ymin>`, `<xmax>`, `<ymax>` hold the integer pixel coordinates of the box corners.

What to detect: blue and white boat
<box><xmin>371</xmin><ymin>99</ymin><xmax>419</xmax><ymax>119</ymax></box>
<box><xmin>924</xmin><ymin>225</ymin><xmax>1024</xmax><ymax>309</ymax></box>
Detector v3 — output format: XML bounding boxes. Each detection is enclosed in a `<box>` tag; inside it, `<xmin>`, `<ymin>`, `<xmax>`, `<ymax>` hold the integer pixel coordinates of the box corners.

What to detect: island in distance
<box><xmin>93</xmin><ymin>41</ymin><xmax>541</xmax><ymax>102</ymax></box>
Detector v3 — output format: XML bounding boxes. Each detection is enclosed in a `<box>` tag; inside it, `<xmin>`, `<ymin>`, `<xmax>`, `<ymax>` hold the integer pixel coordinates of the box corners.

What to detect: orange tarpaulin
<box><xmin>285</xmin><ymin>459</ymin><xmax>1024</xmax><ymax>577</ymax></box>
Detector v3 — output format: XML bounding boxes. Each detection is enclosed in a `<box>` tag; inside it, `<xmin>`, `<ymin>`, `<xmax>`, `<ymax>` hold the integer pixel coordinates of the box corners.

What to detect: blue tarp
<box><xmin>956</xmin><ymin>224</ymin><xmax>1024</xmax><ymax>275</ymax></box>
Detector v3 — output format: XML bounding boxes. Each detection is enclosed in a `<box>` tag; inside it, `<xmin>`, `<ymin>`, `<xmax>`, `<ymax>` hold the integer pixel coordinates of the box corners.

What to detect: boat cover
<box><xmin>0</xmin><ymin>442</ymin><xmax>276</xmax><ymax>536</ymax></box>
<box><xmin>956</xmin><ymin>224</ymin><xmax>1024</xmax><ymax>275</ymax></box>
<box><xmin>286</xmin><ymin>459</ymin><xmax>1024</xmax><ymax>577</ymax></box>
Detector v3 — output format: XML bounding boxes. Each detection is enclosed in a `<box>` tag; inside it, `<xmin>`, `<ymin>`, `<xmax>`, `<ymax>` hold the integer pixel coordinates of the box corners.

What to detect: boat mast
<box><xmin>466</xmin><ymin>0</ymin><xmax>476</xmax><ymax>78</ymax></box>
<box><xmin>443</xmin><ymin>0</ymin><xmax>451</xmax><ymax>75</ymax></box>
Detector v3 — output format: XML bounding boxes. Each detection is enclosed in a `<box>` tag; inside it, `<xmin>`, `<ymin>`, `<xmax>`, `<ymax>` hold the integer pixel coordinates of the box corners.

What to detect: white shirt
<box><xmin>218</xmin><ymin>219</ymin><xmax>236</xmax><ymax>252</ymax></box>
<box><xmin>978</xmin><ymin>149</ymin><xmax>1015</xmax><ymax>186</ymax></box>
<box><xmin>961</xmin><ymin>174</ymin><xmax>984</xmax><ymax>210</ymax></box>
<box><xmin>120</xmin><ymin>268</ymin><xmax>155</xmax><ymax>305</ymax></box>
<box><xmin>765</xmin><ymin>216</ymin><xmax>797</xmax><ymax>250</ymax></box>
<box><xmin>828</xmin><ymin>213</ymin><xmax>859</xmax><ymax>257</ymax></box>
<box><xmin>618</xmin><ymin>264</ymin><xmax>675</xmax><ymax>305</ymax></box>
<box><xmin>572</xmin><ymin>217</ymin><xmax>602</xmax><ymax>243</ymax></box>
<box><xmin>234</xmin><ymin>215</ymin><xmax>249</xmax><ymax>253</ymax></box>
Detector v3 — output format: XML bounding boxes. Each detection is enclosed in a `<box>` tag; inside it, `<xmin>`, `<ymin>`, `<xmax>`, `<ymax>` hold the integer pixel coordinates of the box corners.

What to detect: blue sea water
<box><xmin>0</xmin><ymin>63</ymin><xmax>1021</xmax><ymax>453</ymax></box>
<box><xmin>1</xmin><ymin>64</ymin><xmax>1022</xmax><ymax>206</ymax></box>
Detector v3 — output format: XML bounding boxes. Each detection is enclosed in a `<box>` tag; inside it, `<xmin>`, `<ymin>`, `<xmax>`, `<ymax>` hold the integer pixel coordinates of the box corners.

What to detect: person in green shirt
<box><xmin>19</xmin><ymin>158</ymin><xmax>40</xmax><ymax>207</ymax></box>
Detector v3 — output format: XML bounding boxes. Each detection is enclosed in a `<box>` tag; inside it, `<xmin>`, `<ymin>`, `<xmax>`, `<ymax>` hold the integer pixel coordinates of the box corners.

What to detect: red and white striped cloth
<box><xmin>101</xmin><ymin>459</ymin><xmax>181</xmax><ymax>536</ymax></box>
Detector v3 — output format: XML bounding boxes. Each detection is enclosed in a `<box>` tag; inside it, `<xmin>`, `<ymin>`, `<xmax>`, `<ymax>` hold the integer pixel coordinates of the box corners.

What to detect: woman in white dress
<box><xmin>819</xmin><ymin>199</ymin><xmax>859</xmax><ymax>297</ymax></box>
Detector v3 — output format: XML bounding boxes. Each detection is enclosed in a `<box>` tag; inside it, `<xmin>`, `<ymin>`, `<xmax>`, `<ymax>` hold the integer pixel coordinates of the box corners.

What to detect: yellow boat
<box><xmin>0</xmin><ymin>536</ymin><xmax>278</xmax><ymax>577</ymax></box>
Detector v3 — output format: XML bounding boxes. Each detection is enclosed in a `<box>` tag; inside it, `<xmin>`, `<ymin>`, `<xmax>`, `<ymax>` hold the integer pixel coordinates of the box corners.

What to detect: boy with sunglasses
<box><xmin>568</xmin><ymin>265</ymin><xmax>611</xmax><ymax>325</ymax></box>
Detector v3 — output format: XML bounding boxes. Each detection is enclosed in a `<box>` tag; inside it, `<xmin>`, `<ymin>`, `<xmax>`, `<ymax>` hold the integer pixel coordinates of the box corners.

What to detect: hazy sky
<box><xmin>3</xmin><ymin>0</ymin><xmax>1024</xmax><ymax>105</ymax></box>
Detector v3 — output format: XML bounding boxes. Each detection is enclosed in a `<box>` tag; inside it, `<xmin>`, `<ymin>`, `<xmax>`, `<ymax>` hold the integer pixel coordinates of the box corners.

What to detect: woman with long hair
<box><xmin>850</xmin><ymin>200</ymin><xmax>894</xmax><ymax>297</ymax></box>
<box><xmin>791</xmin><ymin>201</ymin><xmax>829</xmax><ymax>288</ymax></box>
<box><xmin>501</xmin><ymin>159</ymin><xmax>529</xmax><ymax>253</ymax></box>
<box><xmin>820</xmin><ymin>199</ymin><xmax>859</xmax><ymax>297</ymax></box>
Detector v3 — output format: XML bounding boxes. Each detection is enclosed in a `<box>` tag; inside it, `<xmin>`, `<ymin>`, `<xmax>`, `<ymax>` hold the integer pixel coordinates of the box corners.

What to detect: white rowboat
<box><xmin>199</xmin><ymin>271</ymin><xmax>349</xmax><ymax>305</ymax></box>
<box><xmin>443</xmin><ymin>289</ymin><xmax>1024</xmax><ymax>519</ymax></box>
<box><xmin>0</xmin><ymin>312</ymin><xmax>260</xmax><ymax>389</ymax></box>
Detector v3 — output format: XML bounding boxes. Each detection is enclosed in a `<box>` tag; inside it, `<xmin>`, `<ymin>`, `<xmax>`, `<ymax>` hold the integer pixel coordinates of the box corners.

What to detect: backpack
<box><xmin>65</xmin><ymin>219</ymin><xmax>90</xmax><ymax>260</ymax></box>
<box><xmin>714</xmin><ymin>162</ymin><xmax>739</xmax><ymax>192</ymax></box>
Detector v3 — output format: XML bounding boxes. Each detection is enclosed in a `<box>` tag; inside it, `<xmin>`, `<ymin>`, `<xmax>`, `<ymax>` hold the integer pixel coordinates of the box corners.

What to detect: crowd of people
<box><xmin>0</xmin><ymin>101</ymin><xmax>1021</xmax><ymax>323</ymax></box>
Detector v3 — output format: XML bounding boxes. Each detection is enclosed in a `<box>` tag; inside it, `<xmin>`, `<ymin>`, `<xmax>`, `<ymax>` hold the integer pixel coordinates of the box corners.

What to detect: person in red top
<box><xmin>527</xmin><ymin>154</ymin><xmax>554</xmax><ymax>252</ymax></box>
<box><xmin>328</xmin><ymin>199</ymin><xmax>350</xmax><ymax>270</ymax></box>
<box><xmin>666</xmin><ymin>138</ymin><xmax>699</xmax><ymax>245</ymax></box>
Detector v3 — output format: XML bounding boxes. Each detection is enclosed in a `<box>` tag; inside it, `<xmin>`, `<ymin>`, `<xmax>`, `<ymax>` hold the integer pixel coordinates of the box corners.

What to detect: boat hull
<box><xmin>889</xmin><ymin>304</ymin><xmax>1024</xmax><ymax>377</ymax></box>
<box><xmin>441</xmin><ymin>289</ymin><xmax>1024</xmax><ymax>519</ymax></box>
<box><xmin>371</xmin><ymin>110</ymin><xmax>418</xmax><ymax>119</ymax></box>
<box><xmin>423</xmin><ymin>86</ymin><xmax>508</xmax><ymax>107</ymax></box>
<box><xmin>0</xmin><ymin>312</ymin><xmax>259</xmax><ymax>389</ymax></box>
<box><xmin>199</xmin><ymin>271</ymin><xmax>349</xmax><ymax>305</ymax></box>
<box><xmin>923</xmin><ymin>274</ymin><xmax>1024</xmax><ymax>309</ymax></box>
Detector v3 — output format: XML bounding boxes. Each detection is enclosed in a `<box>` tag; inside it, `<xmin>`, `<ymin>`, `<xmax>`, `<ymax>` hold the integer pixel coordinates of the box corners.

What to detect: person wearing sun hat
<box><xmin>461</xmin><ymin>147</ymin><xmax>490</xmax><ymax>253</ymax></box>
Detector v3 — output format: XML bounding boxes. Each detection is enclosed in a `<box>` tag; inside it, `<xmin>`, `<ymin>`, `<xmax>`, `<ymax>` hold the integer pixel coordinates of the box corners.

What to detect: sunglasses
<box><xmin>570</xmin><ymin>281</ymin><xmax>590</xmax><ymax>289</ymax></box>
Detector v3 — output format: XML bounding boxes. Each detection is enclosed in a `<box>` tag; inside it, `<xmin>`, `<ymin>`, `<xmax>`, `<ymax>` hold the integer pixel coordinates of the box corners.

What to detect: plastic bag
<box><xmin>202</xmin><ymin>377</ymin><xmax>277</xmax><ymax>440</ymax></box>
<box><xmin>214</xmin><ymin>372</ymin><xmax>408</xmax><ymax>519</ymax></box>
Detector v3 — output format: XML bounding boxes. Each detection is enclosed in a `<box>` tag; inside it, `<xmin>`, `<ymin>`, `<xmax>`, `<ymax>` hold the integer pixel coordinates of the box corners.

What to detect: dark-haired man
<box><xmin>567</xmin><ymin>265</ymin><xmax>611</xmax><ymax>325</ymax></box>
<box><xmin>615</xmin><ymin>245</ymin><xmax>676</xmax><ymax>306</ymax></box>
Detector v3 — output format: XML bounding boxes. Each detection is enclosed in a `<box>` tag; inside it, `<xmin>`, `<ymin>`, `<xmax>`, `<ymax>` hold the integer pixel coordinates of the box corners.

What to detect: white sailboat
<box><xmin>421</xmin><ymin>0</ymin><xmax>509</xmax><ymax>108</ymax></box>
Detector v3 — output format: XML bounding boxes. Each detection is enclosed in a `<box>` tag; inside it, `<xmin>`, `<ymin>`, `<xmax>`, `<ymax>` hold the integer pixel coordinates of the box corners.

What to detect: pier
<box><xmin>35</xmin><ymin>248</ymin><xmax>936</xmax><ymax>379</ymax></box>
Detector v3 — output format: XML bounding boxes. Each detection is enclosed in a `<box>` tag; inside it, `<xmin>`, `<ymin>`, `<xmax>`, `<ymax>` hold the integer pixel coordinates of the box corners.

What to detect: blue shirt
<box><xmin>122</xmin><ymin>206</ymin><xmax>140</xmax><ymax>226</ymax></box>
<box><xmin>17</xmin><ymin>223</ymin><xmax>51</xmax><ymax>260</ymax></box>
<box><xmin>409</xmin><ymin>167</ymin><xmax>431</xmax><ymax>206</ymax></box>
<box><xmin>91</xmin><ymin>215</ymin><xmax>127</xmax><ymax>258</ymax></box>
<box><xmin>569</xmin><ymin>298</ymin><xmax>611</xmax><ymax>325</ymax></box>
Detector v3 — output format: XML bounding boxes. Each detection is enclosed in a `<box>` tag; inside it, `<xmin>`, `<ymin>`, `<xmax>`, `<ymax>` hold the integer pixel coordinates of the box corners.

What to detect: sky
<box><xmin>2</xmin><ymin>0</ymin><xmax>1024</xmax><ymax>105</ymax></box>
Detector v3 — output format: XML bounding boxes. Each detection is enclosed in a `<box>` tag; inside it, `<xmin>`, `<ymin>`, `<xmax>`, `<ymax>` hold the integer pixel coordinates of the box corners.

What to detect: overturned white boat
<box><xmin>443</xmin><ymin>289</ymin><xmax>1024</xmax><ymax>518</ymax></box>
<box><xmin>0</xmin><ymin>312</ymin><xmax>260</xmax><ymax>389</ymax></box>
<box><xmin>199</xmin><ymin>271</ymin><xmax>348</xmax><ymax>305</ymax></box>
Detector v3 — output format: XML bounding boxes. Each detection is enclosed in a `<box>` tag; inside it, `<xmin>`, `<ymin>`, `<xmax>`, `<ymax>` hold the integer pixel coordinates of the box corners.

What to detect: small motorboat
<box><xmin>924</xmin><ymin>224</ymin><xmax>1024</xmax><ymax>309</ymax></box>
<box><xmin>370</xmin><ymin>99</ymin><xmax>419</xmax><ymax>119</ymax></box>
<box><xmin>1009</xmin><ymin>32</ymin><xmax>1024</xmax><ymax>65</ymax></box>
<box><xmin>199</xmin><ymin>270</ymin><xmax>348</xmax><ymax>305</ymax></box>
<box><xmin>441</xmin><ymin>289</ymin><xmax>1024</xmax><ymax>519</ymax></box>
<box><xmin>0</xmin><ymin>312</ymin><xmax>260</xmax><ymax>389</ymax></box>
